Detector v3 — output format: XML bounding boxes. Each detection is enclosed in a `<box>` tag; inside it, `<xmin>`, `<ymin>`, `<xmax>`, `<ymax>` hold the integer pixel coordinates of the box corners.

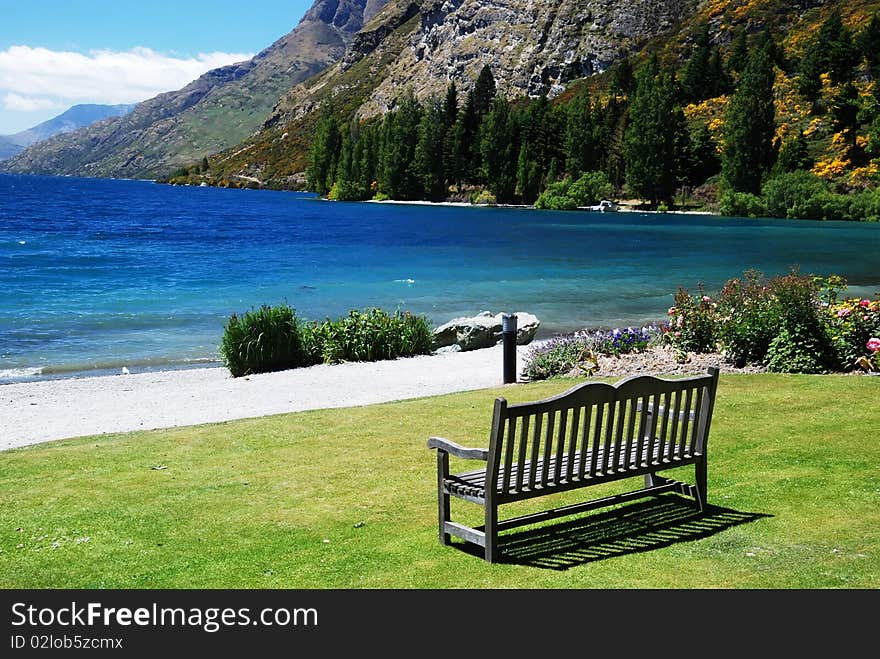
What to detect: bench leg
<box><xmin>484</xmin><ymin>503</ymin><xmax>498</xmax><ymax>563</ymax></box>
<box><xmin>437</xmin><ymin>452</ymin><xmax>451</xmax><ymax>546</ymax></box>
<box><xmin>694</xmin><ymin>459</ymin><xmax>707</xmax><ymax>512</ymax></box>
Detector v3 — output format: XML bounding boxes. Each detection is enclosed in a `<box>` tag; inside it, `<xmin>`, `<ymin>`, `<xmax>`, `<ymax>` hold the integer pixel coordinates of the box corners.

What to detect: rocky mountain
<box><xmin>0</xmin><ymin>0</ymin><xmax>390</xmax><ymax>179</ymax></box>
<box><xmin>0</xmin><ymin>104</ymin><xmax>134</xmax><ymax>161</ymax></box>
<box><xmin>207</xmin><ymin>0</ymin><xmax>699</xmax><ymax>184</ymax></box>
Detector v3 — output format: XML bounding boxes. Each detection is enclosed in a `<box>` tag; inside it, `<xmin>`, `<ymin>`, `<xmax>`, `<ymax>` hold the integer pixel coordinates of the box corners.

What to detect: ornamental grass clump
<box><xmin>220</xmin><ymin>303</ymin><xmax>307</xmax><ymax>377</ymax></box>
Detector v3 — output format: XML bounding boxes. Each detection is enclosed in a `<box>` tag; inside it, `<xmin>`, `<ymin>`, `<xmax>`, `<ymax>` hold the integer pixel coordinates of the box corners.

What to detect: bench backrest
<box><xmin>486</xmin><ymin>367</ymin><xmax>719</xmax><ymax>496</ymax></box>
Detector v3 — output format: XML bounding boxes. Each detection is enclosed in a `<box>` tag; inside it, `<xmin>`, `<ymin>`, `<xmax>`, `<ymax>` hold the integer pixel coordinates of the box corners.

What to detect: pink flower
<box><xmin>867</xmin><ymin>338</ymin><xmax>880</xmax><ymax>352</ymax></box>
<box><xmin>837</xmin><ymin>308</ymin><xmax>851</xmax><ymax>318</ymax></box>
<box><xmin>667</xmin><ymin>307</ymin><xmax>676</xmax><ymax>316</ymax></box>
<box><xmin>674</xmin><ymin>331</ymin><xmax>682</xmax><ymax>338</ymax></box>
<box><xmin>701</xmin><ymin>295</ymin><xmax>712</xmax><ymax>303</ymax></box>
<box><xmin>859</xmin><ymin>299</ymin><xmax>870</xmax><ymax>308</ymax></box>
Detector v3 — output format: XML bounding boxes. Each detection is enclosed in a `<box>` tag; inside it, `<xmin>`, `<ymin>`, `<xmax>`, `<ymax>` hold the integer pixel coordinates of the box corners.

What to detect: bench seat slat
<box><xmin>445</xmin><ymin>440</ymin><xmax>696</xmax><ymax>500</ymax></box>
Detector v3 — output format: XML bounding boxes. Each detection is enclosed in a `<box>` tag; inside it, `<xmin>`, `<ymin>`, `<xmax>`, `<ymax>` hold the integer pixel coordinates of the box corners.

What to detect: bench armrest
<box><xmin>427</xmin><ymin>436</ymin><xmax>489</xmax><ymax>461</ymax></box>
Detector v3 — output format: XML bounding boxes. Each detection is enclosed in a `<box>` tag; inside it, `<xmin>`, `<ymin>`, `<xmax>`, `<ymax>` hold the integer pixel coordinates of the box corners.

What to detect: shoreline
<box><xmin>2</xmin><ymin>339</ymin><xmax>775</xmax><ymax>453</ymax></box>
<box><xmin>1</xmin><ymin>344</ymin><xmax>536</xmax><ymax>451</ymax></box>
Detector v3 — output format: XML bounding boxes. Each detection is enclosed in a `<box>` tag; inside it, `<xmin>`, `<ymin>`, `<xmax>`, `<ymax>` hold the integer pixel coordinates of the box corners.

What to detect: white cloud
<box><xmin>0</xmin><ymin>45</ymin><xmax>253</xmax><ymax>107</ymax></box>
<box><xmin>3</xmin><ymin>93</ymin><xmax>63</xmax><ymax>112</ymax></box>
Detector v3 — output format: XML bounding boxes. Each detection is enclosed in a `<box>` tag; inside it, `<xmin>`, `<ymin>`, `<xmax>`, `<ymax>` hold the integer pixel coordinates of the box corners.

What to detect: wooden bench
<box><xmin>428</xmin><ymin>367</ymin><xmax>720</xmax><ymax>562</ymax></box>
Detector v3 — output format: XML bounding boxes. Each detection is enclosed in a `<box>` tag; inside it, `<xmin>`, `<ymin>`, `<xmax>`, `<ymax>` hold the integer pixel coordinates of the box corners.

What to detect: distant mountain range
<box><xmin>0</xmin><ymin>104</ymin><xmax>134</xmax><ymax>160</ymax></box>
<box><xmin>0</xmin><ymin>0</ymin><xmax>390</xmax><ymax>178</ymax></box>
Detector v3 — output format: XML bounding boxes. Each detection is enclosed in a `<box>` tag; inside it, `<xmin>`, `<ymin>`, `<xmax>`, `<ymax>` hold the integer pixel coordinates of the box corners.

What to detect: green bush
<box><xmin>715</xmin><ymin>269</ymin><xmax>835</xmax><ymax>369</ymax></box>
<box><xmin>471</xmin><ymin>189</ymin><xmax>497</xmax><ymax>205</ymax></box>
<box><xmin>308</xmin><ymin>308</ymin><xmax>432</xmax><ymax>364</ymax></box>
<box><xmin>765</xmin><ymin>326</ymin><xmax>828</xmax><ymax>373</ymax></box>
<box><xmin>761</xmin><ymin>170</ymin><xmax>829</xmax><ymax>219</ymax></box>
<box><xmin>522</xmin><ymin>334</ymin><xmax>598</xmax><ymax>381</ymax></box>
<box><xmin>534</xmin><ymin>171</ymin><xmax>612</xmax><ymax>210</ymax></box>
<box><xmin>665</xmin><ymin>285</ymin><xmax>719</xmax><ymax>354</ymax></box>
<box><xmin>220</xmin><ymin>304</ymin><xmax>307</xmax><ymax>377</ymax></box>
<box><xmin>718</xmin><ymin>190</ymin><xmax>768</xmax><ymax>218</ymax></box>
<box><xmin>824</xmin><ymin>294</ymin><xmax>880</xmax><ymax>370</ymax></box>
<box><xmin>848</xmin><ymin>188</ymin><xmax>880</xmax><ymax>222</ymax></box>
<box><xmin>221</xmin><ymin>305</ymin><xmax>432</xmax><ymax>377</ymax></box>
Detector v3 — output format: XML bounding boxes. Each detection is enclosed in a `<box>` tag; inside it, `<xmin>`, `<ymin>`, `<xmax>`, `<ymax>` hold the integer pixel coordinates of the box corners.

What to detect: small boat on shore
<box><xmin>584</xmin><ymin>200</ymin><xmax>619</xmax><ymax>212</ymax></box>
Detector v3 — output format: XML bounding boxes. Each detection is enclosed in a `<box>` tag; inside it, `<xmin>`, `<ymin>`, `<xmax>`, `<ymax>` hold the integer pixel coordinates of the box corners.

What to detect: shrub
<box><xmin>522</xmin><ymin>334</ymin><xmax>598</xmax><ymax>381</ymax></box>
<box><xmin>220</xmin><ymin>304</ymin><xmax>307</xmax><ymax>377</ymax></box>
<box><xmin>718</xmin><ymin>190</ymin><xmax>767</xmax><ymax>218</ymax></box>
<box><xmin>848</xmin><ymin>188</ymin><xmax>880</xmax><ymax>222</ymax></box>
<box><xmin>592</xmin><ymin>326</ymin><xmax>659</xmax><ymax>356</ymax></box>
<box><xmin>535</xmin><ymin>171</ymin><xmax>612</xmax><ymax>210</ymax></box>
<box><xmin>221</xmin><ymin>305</ymin><xmax>432</xmax><ymax>377</ymax></box>
<box><xmin>825</xmin><ymin>295</ymin><xmax>880</xmax><ymax>370</ymax></box>
<box><xmin>716</xmin><ymin>269</ymin><xmax>835</xmax><ymax>369</ymax></box>
<box><xmin>534</xmin><ymin>179</ymin><xmax>578</xmax><ymax>210</ymax></box>
<box><xmin>310</xmin><ymin>308</ymin><xmax>432</xmax><ymax>364</ymax></box>
<box><xmin>522</xmin><ymin>326</ymin><xmax>659</xmax><ymax>380</ymax></box>
<box><xmin>761</xmin><ymin>170</ymin><xmax>828</xmax><ymax>219</ymax></box>
<box><xmin>765</xmin><ymin>326</ymin><xmax>828</xmax><ymax>373</ymax></box>
<box><xmin>568</xmin><ymin>171</ymin><xmax>613</xmax><ymax>206</ymax></box>
<box><xmin>664</xmin><ymin>285</ymin><xmax>719</xmax><ymax>354</ymax></box>
<box><xmin>471</xmin><ymin>189</ymin><xmax>497</xmax><ymax>205</ymax></box>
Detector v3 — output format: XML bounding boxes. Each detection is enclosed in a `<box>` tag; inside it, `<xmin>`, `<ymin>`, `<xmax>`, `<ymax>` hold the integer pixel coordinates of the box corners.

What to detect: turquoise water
<box><xmin>2</xmin><ymin>173</ymin><xmax>879</xmax><ymax>381</ymax></box>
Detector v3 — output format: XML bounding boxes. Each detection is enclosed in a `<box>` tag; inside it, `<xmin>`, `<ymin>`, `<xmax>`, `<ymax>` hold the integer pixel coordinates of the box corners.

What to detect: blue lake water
<box><xmin>2</xmin><ymin>173</ymin><xmax>879</xmax><ymax>381</ymax></box>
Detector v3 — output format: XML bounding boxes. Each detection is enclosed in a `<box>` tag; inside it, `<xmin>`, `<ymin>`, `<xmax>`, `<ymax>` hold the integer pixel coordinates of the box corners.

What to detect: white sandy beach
<box><xmin>1</xmin><ymin>344</ymin><xmax>534</xmax><ymax>451</ymax></box>
<box><xmin>1</xmin><ymin>338</ymin><xmax>759</xmax><ymax>452</ymax></box>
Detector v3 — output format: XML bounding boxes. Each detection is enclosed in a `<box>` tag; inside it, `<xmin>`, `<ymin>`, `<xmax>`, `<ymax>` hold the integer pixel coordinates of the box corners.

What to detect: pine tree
<box><xmin>480</xmin><ymin>97</ymin><xmax>518</xmax><ymax>203</ymax></box>
<box><xmin>450</xmin><ymin>91</ymin><xmax>479</xmax><ymax>188</ymax></box>
<box><xmin>682</xmin><ymin>24</ymin><xmax>712</xmax><ymax>102</ymax></box>
<box><xmin>798</xmin><ymin>46</ymin><xmax>823</xmax><ymax>105</ymax></box>
<box><xmin>819</xmin><ymin>9</ymin><xmax>858</xmax><ymax>85</ymax></box>
<box><xmin>686</xmin><ymin>123</ymin><xmax>720</xmax><ymax>187</ymax></box>
<box><xmin>609</xmin><ymin>58</ymin><xmax>635</xmax><ymax>96</ymax></box>
<box><xmin>775</xmin><ymin>130</ymin><xmax>813</xmax><ymax>173</ymax></box>
<box><xmin>565</xmin><ymin>88</ymin><xmax>597</xmax><ymax>176</ymax></box>
<box><xmin>707</xmin><ymin>47</ymin><xmax>732</xmax><ymax>97</ymax></box>
<box><xmin>516</xmin><ymin>140</ymin><xmax>541</xmax><ymax>204</ymax></box>
<box><xmin>442</xmin><ymin>82</ymin><xmax>458</xmax><ymax>128</ymax></box>
<box><xmin>376</xmin><ymin>93</ymin><xmax>424</xmax><ymax>199</ymax></box>
<box><xmin>727</xmin><ymin>28</ymin><xmax>749</xmax><ymax>77</ymax></box>
<box><xmin>414</xmin><ymin>98</ymin><xmax>448</xmax><ymax>201</ymax></box>
<box><xmin>623</xmin><ymin>57</ymin><xmax>687</xmax><ymax>205</ymax></box>
<box><xmin>473</xmin><ymin>65</ymin><xmax>497</xmax><ymax>119</ymax></box>
<box><xmin>858</xmin><ymin>13</ymin><xmax>880</xmax><ymax>81</ymax></box>
<box><xmin>722</xmin><ymin>41</ymin><xmax>777</xmax><ymax>194</ymax></box>
<box><xmin>306</xmin><ymin>106</ymin><xmax>341</xmax><ymax>196</ymax></box>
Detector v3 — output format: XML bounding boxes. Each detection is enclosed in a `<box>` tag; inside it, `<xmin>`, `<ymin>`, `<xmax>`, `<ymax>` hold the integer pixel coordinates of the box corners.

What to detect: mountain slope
<box><xmin>207</xmin><ymin>0</ymin><xmax>697</xmax><ymax>184</ymax></box>
<box><xmin>0</xmin><ymin>104</ymin><xmax>134</xmax><ymax>161</ymax></box>
<box><xmin>0</xmin><ymin>0</ymin><xmax>389</xmax><ymax>179</ymax></box>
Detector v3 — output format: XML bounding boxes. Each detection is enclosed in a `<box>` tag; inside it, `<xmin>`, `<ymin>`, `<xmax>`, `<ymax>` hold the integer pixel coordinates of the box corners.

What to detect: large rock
<box><xmin>432</xmin><ymin>311</ymin><xmax>541</xmax><ymax>352</ymax></box>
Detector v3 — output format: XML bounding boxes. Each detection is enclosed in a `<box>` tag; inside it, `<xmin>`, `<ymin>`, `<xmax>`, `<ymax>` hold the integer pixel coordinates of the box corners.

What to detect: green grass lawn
<box><xmin>1</xmin><ymin>373</ymin><xmax>877</xmax><ymax>588</ymax></box>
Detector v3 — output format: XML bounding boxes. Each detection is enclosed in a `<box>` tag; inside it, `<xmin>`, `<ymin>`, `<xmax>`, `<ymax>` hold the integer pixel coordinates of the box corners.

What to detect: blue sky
<box><xmin>0</xmin><ymin>1</ymin><xmax>314</xmax><ymax>134</ymax></box>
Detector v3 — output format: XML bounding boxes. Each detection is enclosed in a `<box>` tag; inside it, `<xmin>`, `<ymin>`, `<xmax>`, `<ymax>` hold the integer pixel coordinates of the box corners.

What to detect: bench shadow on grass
<box><xmin>469</xmin><ymin>495</ymin><xmax>769</xmax><ymax>570</ymax></box>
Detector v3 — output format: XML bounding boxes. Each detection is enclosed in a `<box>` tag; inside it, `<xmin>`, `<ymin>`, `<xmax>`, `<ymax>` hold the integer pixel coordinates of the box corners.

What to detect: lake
<box><xmin>2</xmin><ymin>173</ymin><xmax>879</xmax><ymax>381</ymax></box>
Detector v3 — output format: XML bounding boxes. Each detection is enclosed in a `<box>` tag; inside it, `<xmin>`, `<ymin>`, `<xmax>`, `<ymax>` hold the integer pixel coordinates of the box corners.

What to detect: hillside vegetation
<box><xmin>172</xmin><ymin>0</ymin><xmax>880</xmax><ymax>222</ymax></box>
